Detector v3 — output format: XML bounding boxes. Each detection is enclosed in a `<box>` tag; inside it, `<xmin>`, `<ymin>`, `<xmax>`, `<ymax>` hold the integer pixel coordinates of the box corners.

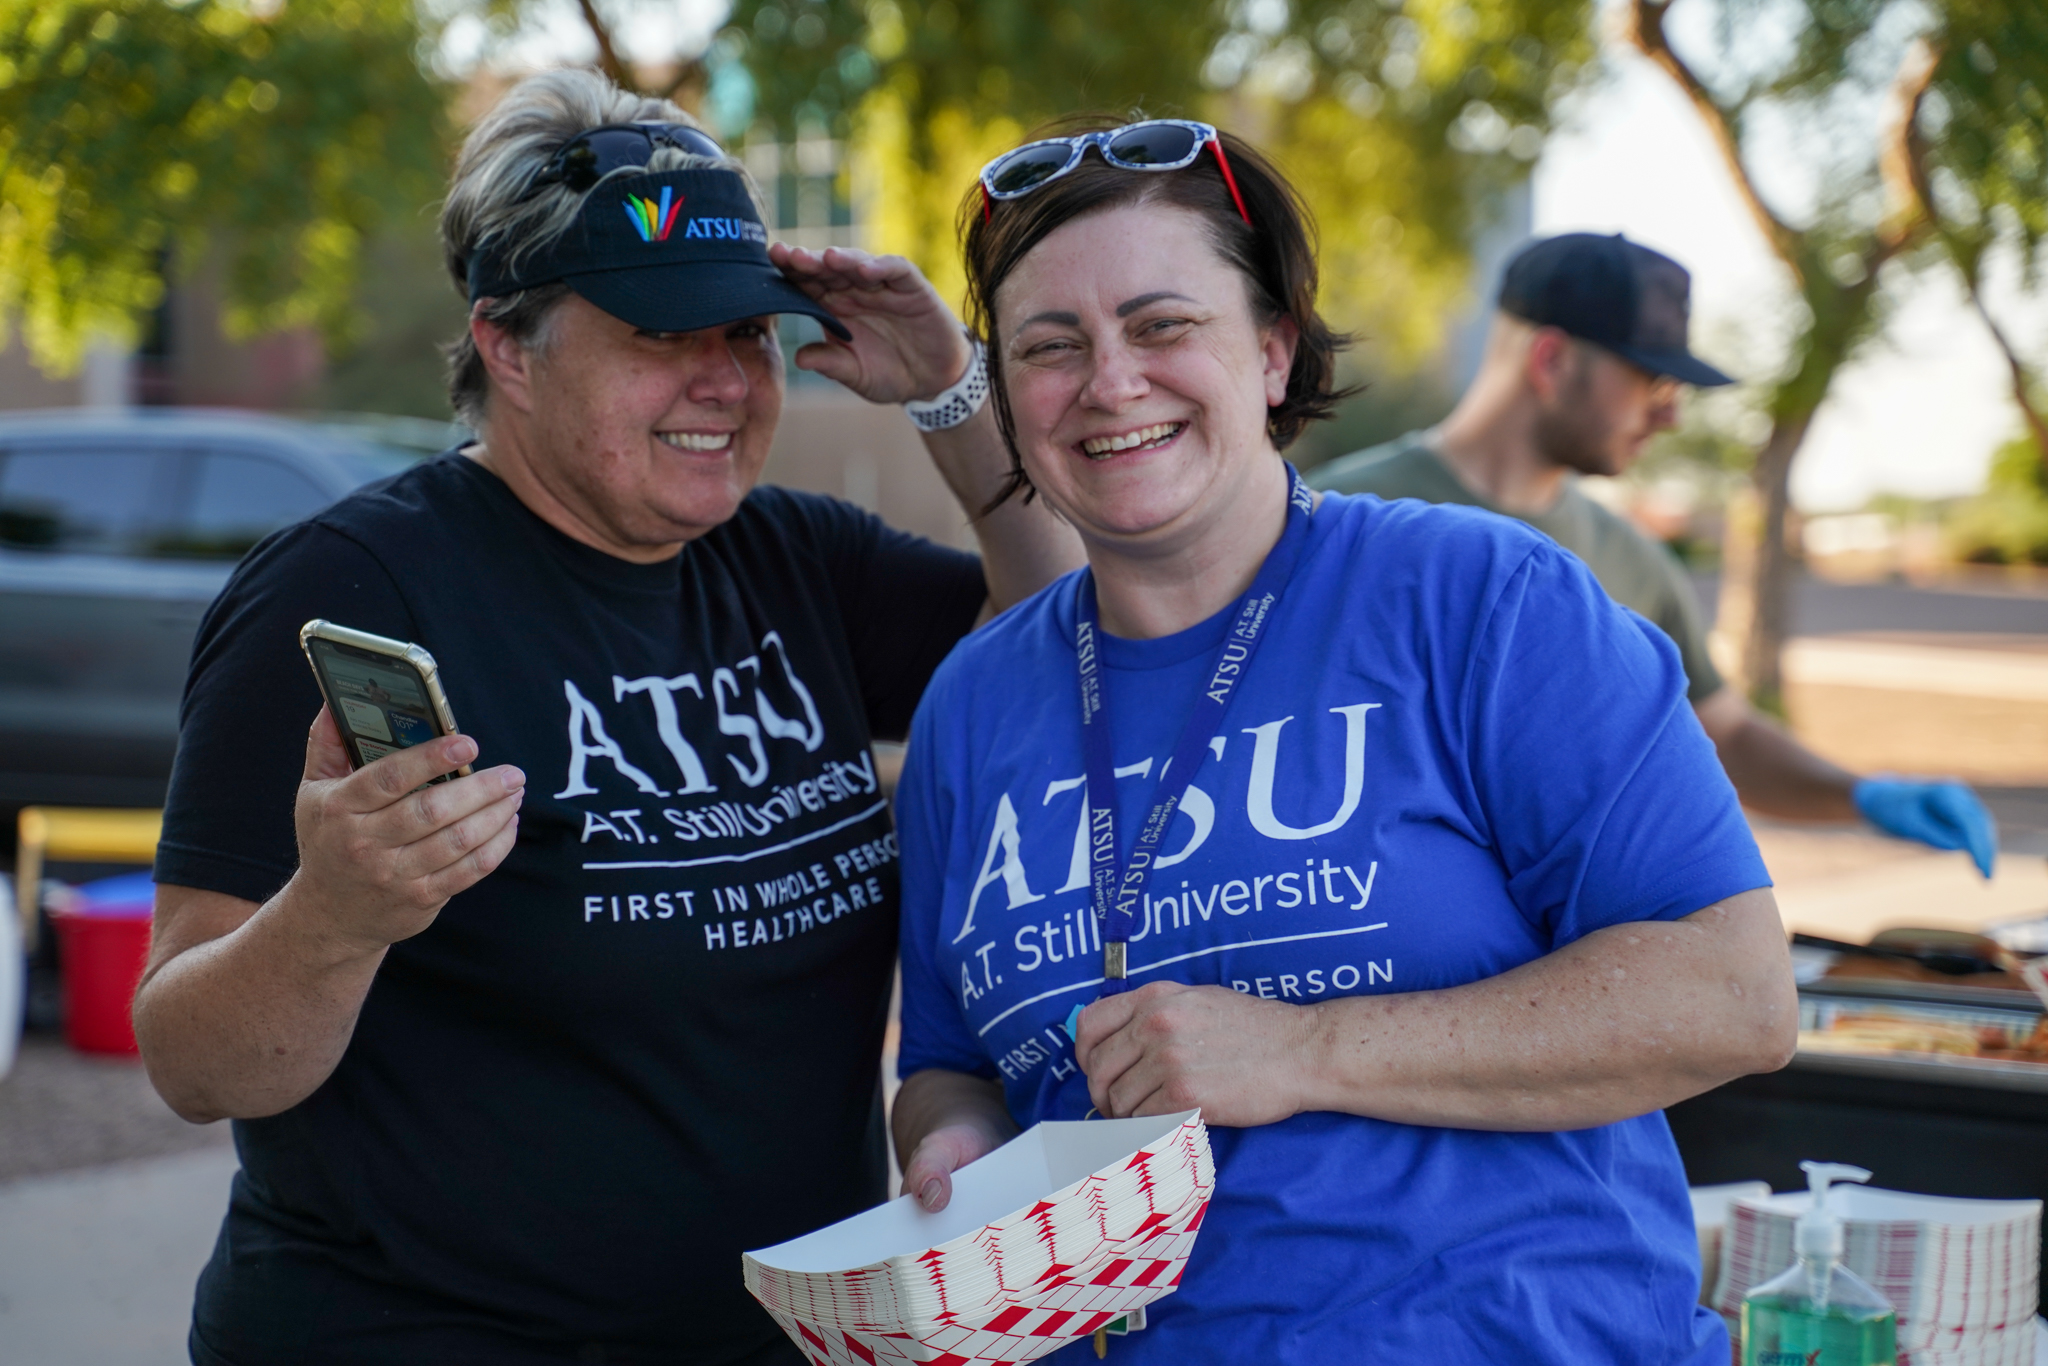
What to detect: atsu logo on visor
<box><xmin>680</xmin><ymin>216</ymin><xmax>768</xmax><ymax>244</ymax></box>
<box><xmin>465</xmin><ymin>168</ymin><xmax>853</xmax><ymax>341</ymax></box>
<box><xmin>624</xmin><ymin>186</ymin><xmax>685</xmax><ymax>242</ymax></box>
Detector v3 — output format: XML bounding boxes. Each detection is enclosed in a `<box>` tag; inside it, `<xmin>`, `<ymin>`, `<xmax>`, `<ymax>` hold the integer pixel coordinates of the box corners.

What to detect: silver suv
<box><xmin>0</xmin><ymin>409</ymin><xmax>444</xmax><ymax>808</ymax></box>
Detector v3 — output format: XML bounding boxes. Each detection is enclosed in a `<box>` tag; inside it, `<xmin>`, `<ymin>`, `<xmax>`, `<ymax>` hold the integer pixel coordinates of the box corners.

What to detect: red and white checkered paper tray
<box><xmin>744</xmin><ymin>1110</ymin><xmax>1213</xmax><ymax>1365</ymax></box>
<box><xmin>1713</xmin><ymin>1184</ymin><xmax>2041</xmax><ymax>1366</ymax></box>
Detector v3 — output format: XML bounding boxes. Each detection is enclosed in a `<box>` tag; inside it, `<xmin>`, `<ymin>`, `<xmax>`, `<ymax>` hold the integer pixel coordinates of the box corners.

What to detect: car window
<box><xmin>157</xmin><ymin>451</ymin><xmax>333</xmax><ymax>559</ymax></box>
<box><xmin>0</xmin><ymin>447</ymin><xmax>163</xmax><ymax>553</ymax></box>
<box><xmin>342</xmin><ymin>444</ymin><xmax>427</xmax><ymax>484</ymax></box>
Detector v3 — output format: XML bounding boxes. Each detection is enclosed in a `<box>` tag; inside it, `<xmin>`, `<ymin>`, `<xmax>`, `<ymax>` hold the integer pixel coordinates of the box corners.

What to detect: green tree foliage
<box><xmin>1626</xmin><ymin>0</ymin><xmax>2048</xmax><ymax>710</ymax></box>
<box><xmin>703</xmin><ymin>0</ymin><xmax>1595</xmax><ymax>360</ymax></box>
<box><xmin>1915</xmin><ymin>3</ymin><xmax>2048</xmax><ymax>463</ymax></box>
<box><xmin>1947</xmin><ymin>431</ymin><xmax>2048</xmax><ymax>565</ymax></box>
<box><xmin>0</xmin><ymin>0</ymin><xmax>448</xmax><ymax>374</ymax></box>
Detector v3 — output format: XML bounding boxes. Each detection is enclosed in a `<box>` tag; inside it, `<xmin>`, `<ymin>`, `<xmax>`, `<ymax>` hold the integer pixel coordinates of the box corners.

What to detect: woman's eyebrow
<box><xmin>1020</xmin><ymin>309</ymin><xmax>1082</xmax><ymax>328</ymax></box>
<box><xmin>1116</xmin><ymin>291</ymin><xmax>1197</xmax><ymax>317</ymax></box>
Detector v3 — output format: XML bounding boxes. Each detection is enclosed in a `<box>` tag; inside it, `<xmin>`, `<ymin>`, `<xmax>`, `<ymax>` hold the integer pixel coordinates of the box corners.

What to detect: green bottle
<box><xmin>1740</xmin><ymin>1162</ymin><xmax>1897</xmax><ymax>1366</ymax></box>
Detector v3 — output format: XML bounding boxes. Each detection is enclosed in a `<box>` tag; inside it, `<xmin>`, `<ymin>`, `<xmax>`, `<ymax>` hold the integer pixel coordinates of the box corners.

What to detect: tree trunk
<box><xmin>1728</xmin><ymin>262</ymin><xmax>1876</xmax><ymax>716</ymax></box>
<box><xmin>572</xmin><ymin>0</ymin><xmax>632</xmax><ymax>90</ymax></box>
<box><xmin>1966</xmin><ymin>285</ymin><xmax>2048</xmax><ymax>475</ymax></box>
<box><xmin>1737</xmin><ymin>410</ymin><xmax>1814</xmax><ymax>717</ymax></box>
<box><xmin>1713</xmin><ymin>485</ymin><xmax>1759</xmax><ymax>691</ymax></box>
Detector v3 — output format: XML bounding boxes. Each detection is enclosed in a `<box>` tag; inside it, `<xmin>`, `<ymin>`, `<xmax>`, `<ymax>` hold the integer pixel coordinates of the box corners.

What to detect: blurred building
<box><xmin>744</xmin><ymin>130</ymin><xmax>975</xmax><ymax>548</ymax></box>
<box><xmin>1446</xmin><ymin>180</ymin><xmax>1534</xmax><ymax>395</ymax></box>
<box><xmin>0</xmin><ymin>264</ymin><xmax>323</xmax><ymax>414</ymax></box>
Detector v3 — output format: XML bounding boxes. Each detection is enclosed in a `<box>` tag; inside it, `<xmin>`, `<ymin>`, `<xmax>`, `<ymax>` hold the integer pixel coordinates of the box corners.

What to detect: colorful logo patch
<box><xmin>624</xmin><ymin>186</ymin><xmax>685</xmax><ymax>242</ymax></box>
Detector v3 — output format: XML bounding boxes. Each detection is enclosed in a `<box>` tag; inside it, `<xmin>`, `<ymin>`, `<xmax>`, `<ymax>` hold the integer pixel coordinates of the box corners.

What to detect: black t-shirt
<box><xmin>157</xmin><ymin>454</ymin><xmax>984</xmax><ymax>1366</ymax></box>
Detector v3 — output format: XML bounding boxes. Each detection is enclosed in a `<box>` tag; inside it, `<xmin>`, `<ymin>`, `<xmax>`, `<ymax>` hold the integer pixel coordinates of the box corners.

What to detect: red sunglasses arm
<box><xmin>1207</xmin><ymin>137</ymin><xmax>1252</xmax><ymax>226</ymax></box>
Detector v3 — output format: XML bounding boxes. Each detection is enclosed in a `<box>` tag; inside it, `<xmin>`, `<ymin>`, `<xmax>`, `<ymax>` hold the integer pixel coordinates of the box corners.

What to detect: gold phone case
<box><xmin>297</xmin><ymin>619</ymin><xmax>471</xmax><ymax>778</ymax></box>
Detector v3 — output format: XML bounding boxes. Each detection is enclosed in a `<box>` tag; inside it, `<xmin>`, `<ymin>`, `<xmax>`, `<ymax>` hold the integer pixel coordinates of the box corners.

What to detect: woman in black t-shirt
<box><xmin>135</xmin><ymin>69</ymin><xmax>1078</xmax><ymax>1366</ymax></box>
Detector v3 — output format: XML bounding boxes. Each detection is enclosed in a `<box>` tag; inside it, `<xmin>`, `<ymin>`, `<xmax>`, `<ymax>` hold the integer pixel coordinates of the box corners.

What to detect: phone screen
<box><xmin>307</xmin><ymin>637</ymin><xmax>444</xmax><ymax>768</ymax></box>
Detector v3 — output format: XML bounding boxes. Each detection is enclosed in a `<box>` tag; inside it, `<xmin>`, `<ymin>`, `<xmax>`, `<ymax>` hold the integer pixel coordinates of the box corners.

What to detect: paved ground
<box><xmin>1692</xmin><ymin>570</ymin><xmax>2048</xmax><ymax>637</ymax></box>
<box><xmin>1988</xmin><ymin>788</ymin><xmax>2048</xmax><ymax>855</ymax></box>
<box><xmin>0</xmin><ymin>1038</ymin><xmax>232</xmax><ymax>1364</ymax></box>
<box><xmin>0</xmin><ymin>1146</ymin><xmax>236</xmax><ymax>1366</ymax></box>
<box><xmin>1694</xmin><ymin>570</ymin><xmax>2048</xmax><ymax>786</ymax></box>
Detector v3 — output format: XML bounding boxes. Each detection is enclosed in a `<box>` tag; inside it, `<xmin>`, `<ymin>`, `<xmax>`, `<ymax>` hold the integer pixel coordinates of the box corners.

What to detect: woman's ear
<box><xmin>472</xmin><ymin>303</ymin><xmax>541</xmax><ymax>417</ymax></box>
<box><xmin>1261</xmin><ymin>314</ymin><xmax>1302</xmax><ymax>408</ymax></box>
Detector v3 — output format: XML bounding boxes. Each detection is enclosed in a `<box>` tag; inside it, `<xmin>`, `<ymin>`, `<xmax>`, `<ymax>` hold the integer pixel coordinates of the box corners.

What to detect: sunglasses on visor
<box><xmin>977</xmin><ymin>119</ymin><xmax>1251</xmax><ymax>225</ymax></box>
<box><xmin>525</xmin><ymin>123</ymin><xmax>726</xmax><ymax>198</ymax></box>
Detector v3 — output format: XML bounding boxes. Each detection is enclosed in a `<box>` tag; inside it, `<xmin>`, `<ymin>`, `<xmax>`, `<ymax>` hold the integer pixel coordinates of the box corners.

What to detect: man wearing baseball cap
<box><xmin>136</xmin><ymin>70</ymin><xmax>1077</xmax><ymax>1365</ymax></box>
<box><xmin>1313</xmin><ymin>232</ymin><xmax>1995</xmax><ymax>876</ymax></box>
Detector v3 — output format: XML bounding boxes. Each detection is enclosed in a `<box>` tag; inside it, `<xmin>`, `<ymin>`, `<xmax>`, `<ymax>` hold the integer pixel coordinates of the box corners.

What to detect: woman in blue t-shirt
<box><xmin>890</xmin><ymin>119</ymin><xmax>1797</xmax><ymax>1364</ymax></box>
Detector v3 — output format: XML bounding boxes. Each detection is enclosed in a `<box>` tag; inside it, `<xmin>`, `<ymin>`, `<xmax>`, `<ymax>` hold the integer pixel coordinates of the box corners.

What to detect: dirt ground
<box><xmin>0</xmin><ymin>1036</ymin><xmax>229</xmax><ymax>1183</ymax></box>
<box><xmin>1787</xmin><ymin>682</ymin><xmax>2048</xmax><ymax>785</ymax></box>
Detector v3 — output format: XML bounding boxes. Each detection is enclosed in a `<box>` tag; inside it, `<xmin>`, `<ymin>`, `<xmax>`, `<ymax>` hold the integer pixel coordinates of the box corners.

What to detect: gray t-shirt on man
<box><xmin>1310</xmin><ymin>434</ymin><xmax>1725</xmax><ymax>703</ymax></box>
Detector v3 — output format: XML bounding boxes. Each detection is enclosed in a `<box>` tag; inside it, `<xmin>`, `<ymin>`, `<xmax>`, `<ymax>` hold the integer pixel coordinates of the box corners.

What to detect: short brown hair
<box><xmin>439</xmin><ymin>69</ymin><xmax>748</xmax><ymax>428</ymax></box>
<box><xmin>961</xmin><ymin>116</ymin><xmax>1355</xmax><ymax>506</ymax></box>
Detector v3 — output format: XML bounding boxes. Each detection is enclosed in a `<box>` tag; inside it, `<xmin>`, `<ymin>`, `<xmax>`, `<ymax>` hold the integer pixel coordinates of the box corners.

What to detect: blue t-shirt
<box><xmin>894</xmin><ymin>493</ymin><xmax>1770</xmax><ymax>1365</ymax></box>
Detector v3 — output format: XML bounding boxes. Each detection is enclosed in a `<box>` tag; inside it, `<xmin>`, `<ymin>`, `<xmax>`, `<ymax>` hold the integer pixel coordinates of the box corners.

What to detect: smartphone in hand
<box><xmin>298</xmin><ymin>620</ymin><xmax>470</xmax><ymax>781</ymax></box>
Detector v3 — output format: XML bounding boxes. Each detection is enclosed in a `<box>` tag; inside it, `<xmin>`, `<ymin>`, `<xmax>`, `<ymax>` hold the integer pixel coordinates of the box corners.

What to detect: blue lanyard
<box><xmin>1075</xmin><ymin>464</ymin><xmax>1316</xmax><ymax>996</ymax></box>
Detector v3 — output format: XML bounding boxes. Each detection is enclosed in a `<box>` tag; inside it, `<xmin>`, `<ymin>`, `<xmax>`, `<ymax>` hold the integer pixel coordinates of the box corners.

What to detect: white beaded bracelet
<box><xmin>904</xmin><ymin>337</ymin><xmax>989</xmax><ymax>433</ymax></box>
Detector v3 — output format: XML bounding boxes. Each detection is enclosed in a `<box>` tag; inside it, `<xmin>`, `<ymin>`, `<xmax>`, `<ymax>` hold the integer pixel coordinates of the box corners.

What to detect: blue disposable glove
<box><xmin>1852</xmin><ymin>778</ymin><xmax>1997</xmax><ymax>879</ymax></box>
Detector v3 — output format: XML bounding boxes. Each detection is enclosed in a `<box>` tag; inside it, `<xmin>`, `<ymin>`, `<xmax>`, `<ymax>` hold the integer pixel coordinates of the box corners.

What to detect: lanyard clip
<box><xmin>1103</xmin><ymin>941</ymin><xmax>1127</xmax><ymax>980</ymax></box>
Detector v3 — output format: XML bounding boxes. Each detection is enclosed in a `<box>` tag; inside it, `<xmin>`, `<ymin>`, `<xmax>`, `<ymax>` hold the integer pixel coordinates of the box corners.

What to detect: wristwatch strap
<box><xmin>904</xmin><ymin>337</ymin><xmax>990</xmax><ymax>433</ymax></box>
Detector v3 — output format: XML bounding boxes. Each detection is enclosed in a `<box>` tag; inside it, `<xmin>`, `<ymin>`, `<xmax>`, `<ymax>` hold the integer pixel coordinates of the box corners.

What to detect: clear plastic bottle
<box><xmin>1740</xmin><ymin>1162</ymin><xmax>1897</xmax><ymax>1366</ymax></box>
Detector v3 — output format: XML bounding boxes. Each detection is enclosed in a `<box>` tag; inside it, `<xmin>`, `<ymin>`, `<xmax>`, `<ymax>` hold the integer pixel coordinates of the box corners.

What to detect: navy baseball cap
<box><xmin>1498</xmin><ymin>233</ymin><xmax>1732</xmax><ymax>387</ymax></box>
<box><xmin>465</xmin><ymin>167</ymin><xmax>851</xmax><ymax>340</ymax></box>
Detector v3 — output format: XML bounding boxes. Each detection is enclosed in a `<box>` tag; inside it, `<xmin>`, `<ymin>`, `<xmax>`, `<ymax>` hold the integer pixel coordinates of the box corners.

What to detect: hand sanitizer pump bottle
<box><xmin>1740</xmin><ymin>1162</ymin><xmax>1897</xmax><ymax>1366</ymax></box>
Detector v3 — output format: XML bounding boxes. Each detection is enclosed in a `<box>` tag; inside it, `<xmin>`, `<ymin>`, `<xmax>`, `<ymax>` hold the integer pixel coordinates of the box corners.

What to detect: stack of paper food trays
<box><xmin>1713</xmin><ymin>1184</ymin><xmax>2042</xmax><ymax>1365</ymax></box>
<box><xmin>745</xmin><ymin>1110</ymin><xmax>1214</xmax><ymax>1365</ymax></box>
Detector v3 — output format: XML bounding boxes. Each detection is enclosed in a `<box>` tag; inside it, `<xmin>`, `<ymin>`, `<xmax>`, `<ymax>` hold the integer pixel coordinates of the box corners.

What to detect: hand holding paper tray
<box><xmin>744</xmin><ymin>1110</ymin><xmax>1214</xmax><ymax>1365</ymax></box>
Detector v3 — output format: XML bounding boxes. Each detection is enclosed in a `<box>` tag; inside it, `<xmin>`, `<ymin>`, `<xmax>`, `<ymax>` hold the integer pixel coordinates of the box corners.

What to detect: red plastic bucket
<box><xmin>49</xmin><ymin>873</ymin><xmax>154</xmax><ymax>1055</ymax></box>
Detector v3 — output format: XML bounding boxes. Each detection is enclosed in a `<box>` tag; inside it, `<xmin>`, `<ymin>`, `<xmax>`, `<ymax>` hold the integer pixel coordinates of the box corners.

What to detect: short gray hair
<box><xmin>439</xmin><ymin>68</ymin><xmax>764</xmax><ymax>428</ymax></box>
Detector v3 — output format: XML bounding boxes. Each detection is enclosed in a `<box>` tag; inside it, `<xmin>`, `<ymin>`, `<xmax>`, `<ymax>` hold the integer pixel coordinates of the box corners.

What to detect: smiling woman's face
<box><xmin>994</xmin><ymin>201</ymin><xmax>1296</xmax><ymax>553</ymax></box>
<box><xmin>522</xmin><ymin>292</ymin><xmax>785</xmax><ymax>551</ymax></box>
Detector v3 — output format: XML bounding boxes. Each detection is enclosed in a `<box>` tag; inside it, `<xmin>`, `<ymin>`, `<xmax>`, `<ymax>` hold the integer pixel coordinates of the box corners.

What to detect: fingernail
<box><xmin>501</xmin><ymin>766</ymin><xmax>526</xmax><ymax>791</ymax></box>
<box><xmin>451</xmin><ymin>737</ymin><xmax>478</xmax><ymax>763</ymax></box>
<box><xmin>919</xmin><ymin>1179</ymin><xmax>942</xmax><ymax>1209</ymax></box>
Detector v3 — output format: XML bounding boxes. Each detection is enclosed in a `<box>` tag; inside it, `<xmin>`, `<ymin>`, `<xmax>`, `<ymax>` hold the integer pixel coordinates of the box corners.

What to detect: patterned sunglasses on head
<box><xmin>977</xmin><ymin>119</ymin><xmax>1251</xmax><ymax>225</ymax></box>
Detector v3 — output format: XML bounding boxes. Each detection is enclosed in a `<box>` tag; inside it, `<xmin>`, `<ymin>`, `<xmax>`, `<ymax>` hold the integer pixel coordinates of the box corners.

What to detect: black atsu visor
<box><xmin>466</xmin><ymin>167</ymin><xmax>851</xmax><ymax>341</ymax></box>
